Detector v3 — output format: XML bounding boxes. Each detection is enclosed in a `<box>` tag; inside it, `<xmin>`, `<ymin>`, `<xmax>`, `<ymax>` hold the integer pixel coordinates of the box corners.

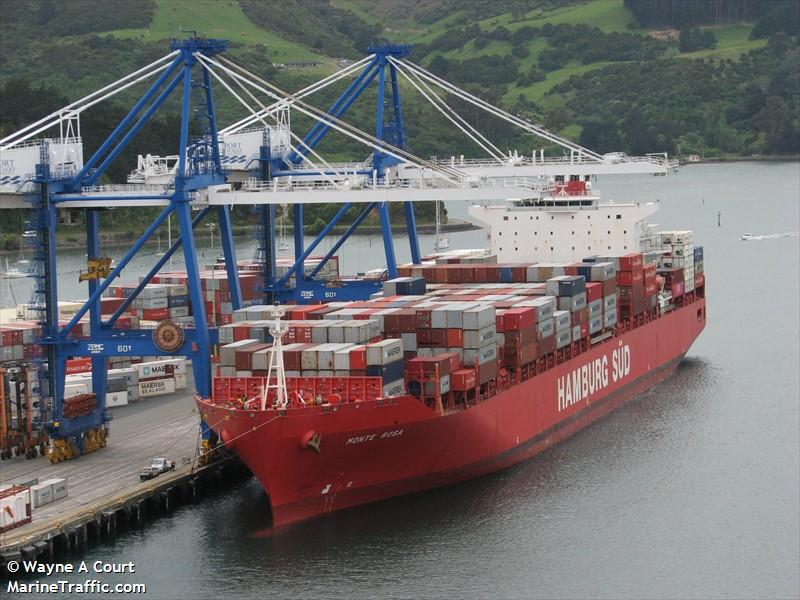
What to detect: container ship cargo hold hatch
<box><xmin>197</xmin><ymin>179</ymin><xmax>707</xmax><ymax>527</ymax></box>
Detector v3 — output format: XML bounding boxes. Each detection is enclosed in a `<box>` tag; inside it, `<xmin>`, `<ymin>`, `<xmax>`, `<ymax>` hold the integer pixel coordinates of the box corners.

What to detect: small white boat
<box><xmin>433</xmin><ymin>200</ymin><xmax>449</xmax><ymax>250</ymax></box>
<box><xmin>1</xmin><ymin>258</ymin><xmax>28</xmax><ymax>279</ymax></box>
<box><xmin>740</xmin><ymin>233</ymin><xmax>753</xmax><ymax>241</ymax></box>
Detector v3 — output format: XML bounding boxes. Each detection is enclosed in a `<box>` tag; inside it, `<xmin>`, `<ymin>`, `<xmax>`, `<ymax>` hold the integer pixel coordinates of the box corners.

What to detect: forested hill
<box><xmin>0</xmin><ymin>0</ymin><xmax>798</xmax><ymax>163</ymax></box>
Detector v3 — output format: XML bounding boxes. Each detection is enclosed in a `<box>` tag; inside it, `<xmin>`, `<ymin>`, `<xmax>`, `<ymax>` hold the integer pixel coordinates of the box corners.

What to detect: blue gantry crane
<box><xmin>2</xmin><ymin>37</ymin><xmax>245</xmax><ymax>461</ymax></box>
<box><xmin>0</xmin><ymin>36</ymin><xmax>675</xmax><ymax>462</ymax></box>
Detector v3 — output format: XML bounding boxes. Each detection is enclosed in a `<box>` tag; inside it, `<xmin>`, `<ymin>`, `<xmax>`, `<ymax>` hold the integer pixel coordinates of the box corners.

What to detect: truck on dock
<box><xmin>139</xmin><ymin>458</ymin><xmax>175</xmax><ymax>481</ymax></box>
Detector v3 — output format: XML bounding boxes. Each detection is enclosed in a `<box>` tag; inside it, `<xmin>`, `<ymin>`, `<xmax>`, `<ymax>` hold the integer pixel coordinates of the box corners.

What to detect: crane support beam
<box><xmin>308</xmin><ymin>202</ymin><xmax>376</xmax><ymax>279</ymax></box>
<box><xmin>274</xmin><ymin>202</ymin><xmax>353</xmax><ymax>288</ymax></box>
<box><xmin>104</xmin><ymin>206</ymin><xmax>212</xmax><ymax>327</ymax></box>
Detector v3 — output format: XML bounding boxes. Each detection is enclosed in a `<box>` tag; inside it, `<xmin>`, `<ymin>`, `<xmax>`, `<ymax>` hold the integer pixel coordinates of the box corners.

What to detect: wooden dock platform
<box><xmin>0</xmin><ymin>386</ymin><xmax>251</xmax><ymax>564</ymax></box>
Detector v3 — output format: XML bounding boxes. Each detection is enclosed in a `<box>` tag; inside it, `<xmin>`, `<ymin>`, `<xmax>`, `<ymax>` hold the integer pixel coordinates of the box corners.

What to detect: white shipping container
<box><xmin>105</xmin><ymin>391</ymin><xmax>129</xmax><ymax>408</ymax></box>
<box><xmin>333</xmin><ymin>348</ymin><xmax>352</xmax><ymax>371</ymax></box>
<box><xmin>463</xmin><ymin>324</ymin><xmax>496</xmax><ymax>349</ymax></box>
<box><xmin>174</xmin><ymin>373</ymin><xmax>187</xmax><ymax>390</ymax></box>
<box><xmin>366</xmin><ymin>339</ymin><xmax>403</xmax><ymax>366</ymax></box>
<box><xmin>0</xmin><ymin>488</ymin><xmax>31</xmax><ymax>531</ymax></box>
<box><xmin>64</xmin><ymin>382</ymin><xmax>90</xmax><ymax>398</ymax></box>
<box><xmin>109</xmin><ymin>367</ymin><xmax>138</xmax><ymax>387</ymax></box>
<box><xmin>554</xmin><ymin>310</ymin><xmax>571</xmax><ymax>331</ymax></box>
<box><xmin>138</xmin><ymin>378</ymin><xmax>176</xmax><ymax>397</ymax></box>
<box><xmin>462</xmin><ymin>305</ymin><xmax>495</xmax><ymax>330</ymax></box>
<box><xmin>589</xmin><ymin>315</ymin><xmax>604</xmax><ymax>334</ymax></box>
<box><xmin>344</xmin><ymin>321</ymin><xmax>373</xmax><ymax>344</ymax></box>
<box><xmin>252</xmin><ymin>348</ymin><xmax>272</xmax><ymax>372</ymax></box>
<box><xmin>301</xmin><ymin>347</ymin><xmax>319</xmax><ymax>370</ymax></box>
<box><xmin>135</xmin><ymin>296</ymin><xmax>169</xmax><ymax>310</ymax></box>
<box><xmin>382</xmin><ymin>379</ymin><xmax>405</xmax><ymax>397</ymax></box>
<box><xmin>135</xmin><ymin>358</ymin><xmax>187</xmax><ymax>380</ymax></box>
<box><xmin>42</xmin><ymin>478</ymin><xmax>68</xmax><ymax>501</ymax></box>
<box><xmin>30</xmin><ymin>482</ymin><xmax>53</xmax><ymax>508</ymax></box>
<box><xmin>556</xmin><ymin>329</ymin><xmax>571</xmax><ymax>349</ymax></box>
<box><xmin>401</xmin><ymin>332</ymin><xmax>417</xmax><ymax>352</ymax></box>
<box><xmin>423</xmin><ymin>374</ymin><xmax>451</xmax><ymax>395</ymax></box>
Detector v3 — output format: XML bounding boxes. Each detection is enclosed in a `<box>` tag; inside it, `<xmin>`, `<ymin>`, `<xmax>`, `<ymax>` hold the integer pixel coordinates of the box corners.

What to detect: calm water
<box><xmin>5</xmin><ymin>162</ymin><xmax>800</xmax><ymax>599</ymax></box>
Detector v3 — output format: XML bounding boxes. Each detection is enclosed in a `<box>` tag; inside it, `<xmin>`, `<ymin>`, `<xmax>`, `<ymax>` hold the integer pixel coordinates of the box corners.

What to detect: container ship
<box><xmin>197</xmin><ymin>179</ymin><xmax>707</xmax><ymax>527</ymax></box>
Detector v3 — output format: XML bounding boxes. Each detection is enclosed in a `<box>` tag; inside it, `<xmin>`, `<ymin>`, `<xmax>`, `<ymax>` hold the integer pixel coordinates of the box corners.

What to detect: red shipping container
<box><xmin>451</xmin><ymin>368</ymin><xmax>477</xmax><ymax>391</ymax></box>
<box><xmin>142</xmin><ymin>307</ymin><xmax>169</xmax><ymax>321</ymax></box>
<box><xmin>397</xmin><ymin>309</ymin><xmax>417</xmax><ymax>332</ymax></box>
<box><xmin>503</xmin><ymin>307</ymin><xmax>536</xmax><ymax>330</ymax></box>
<box><xmin>66</xmin><ymin>357</ymin><xmax>92</xmax><ymax>375</ymax></box>
<box><xmin>619</xmin><ymin>253</ymin><xmax>643</xmax><ymax>271</ymax></box>
<box><xmin>616</xmin><ymin>269</ymin><xmax>644</xmax><ymax>286</ymax></box>
<box><xmin>585</xmin><ymin>282</ymin><xmax>603</xmax><ymax>302</ymax></box>
<box><xmin>695</xmin><ymin>273</ymin><xmax>705</xmax><ymax>288</ymax></box>
<box><xmin>645</xmin><ymin>281</ymin><xmax>658</xmax><ymax>297</ymax></box>
<box><xmin>430</xmin><ymin>329</ymin><xmax>447</xmax><ymax>346</ymax></box>
<box><xmin>580</xmin><ymin>322</ymin><xmax>589</xmax><ymax>339</ymax></box>
<box><xmin>495</xmin><ymin>310</ymin><xmax>507</xmax><ymax>332</ymax></box>
<box><xmin>446</xmin><ymin>329</ymin><xmax>464</xmax><ymax>347</ymax></box>
<box><xmin>350</xmin><ymin>346</ymin><xmax>366</xmax><ymax>370</ymax></box>
<box><xmin>539</xmin><ymin>334</ymin><xmax>556</xmax><ymax>356</ymax></box>
<box><xmin>477</xmin><ymin>359</ymin><xmax>498</xmax><ymax>384</ymax></box>
<box><xmin>235</xmin><ymin>343</ymin><xmax>269</xmax><ymax>371</ymax></box>
<box><xmin>571</xmin><ymin>308</ymin><xmax>589</xmax><ymax>324</ymax></box>
<box><xmin>415</xmin><ymin>309</ymin><xmax>432</xmax><ymax>328</ymax></box>
<box><xmin>417</xmin><ymin>329</ymin><xmax>432</xmax><ymax>345</ymax></box>
<box><xmin>602</xmin><ymin>279</ymin><xmax>616</xmax><ymax>295</ymax></box>
<box><xmin>644</xmin><ymin>263</ymin><xmax>656</xmax><ymax>280</ymax></box>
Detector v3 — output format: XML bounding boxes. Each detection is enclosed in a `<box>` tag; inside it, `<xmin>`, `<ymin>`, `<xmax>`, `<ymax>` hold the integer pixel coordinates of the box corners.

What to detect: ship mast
<box><xmin>260</xmin><ymin>306</ymin><xmax>290</xmax><ymax>410</ymax></box>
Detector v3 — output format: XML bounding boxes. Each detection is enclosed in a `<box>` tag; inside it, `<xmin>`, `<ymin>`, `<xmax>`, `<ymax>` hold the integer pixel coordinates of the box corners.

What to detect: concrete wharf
<box><xmin>0</xmin><ymin>385</ymin><xmax>251</xmax><ymax>565</ymax></box>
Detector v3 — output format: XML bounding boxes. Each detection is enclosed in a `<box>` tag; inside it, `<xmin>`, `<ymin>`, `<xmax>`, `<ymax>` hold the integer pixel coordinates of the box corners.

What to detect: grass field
<box><xmin>112</xmin><ymin>0</ymin><xmax>327</xmax><ymax>61</ymax></box>
<box><xmin>679</xmin><ymin>24</ymin><xmax>767</xmax><ymax>60</ymax></box>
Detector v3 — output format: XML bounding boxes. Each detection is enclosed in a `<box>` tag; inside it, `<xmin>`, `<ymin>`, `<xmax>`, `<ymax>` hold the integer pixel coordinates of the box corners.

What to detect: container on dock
<box><xmin>0</xmin><ymin>486</ymin><xmax>32</xmax><ymax>532</ymax></box>
<box><xmin>30</xmin><ymin>482</ymin><xmax>53</xmax><ymax>508</ymax></box>
<box><xmin>105</xmin><ymin>390</ymin><xmax>129</xmax><ymax>408</ymax></box>
<box><xmin>42</xmin><ymin>478</ymin><xmax>68</xmax><ymax>501</ymax></box>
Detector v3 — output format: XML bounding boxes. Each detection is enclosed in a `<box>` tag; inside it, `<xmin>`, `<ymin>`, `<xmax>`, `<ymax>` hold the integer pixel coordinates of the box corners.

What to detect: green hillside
<box><xmin>0</xmin><ymin>0</ymin><xmax>797</xmax><ymax>162</ymax></box>
<box><xmin>112</xmin><ymin>0</ymin><xmax>328</xmax><ymax>61</ymax></box>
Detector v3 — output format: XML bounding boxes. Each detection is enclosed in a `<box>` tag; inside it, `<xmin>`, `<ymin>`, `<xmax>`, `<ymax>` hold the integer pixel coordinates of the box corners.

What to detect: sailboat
<box><xmin>433</xmin><ymin>200</ymin><xmax>449</xmax><ymax>250</ymax></box>
<box><xmin>278</xmin><ymin>206</ymin><xmax>290</xmax><ymax>252</ymax></box>
<box><xmin>1</xmin><ymin>257</ymin><xmax>28</xmax><ymax>279</ymax></box>
<box><xmin>155</xmin><ymin>229</ymin><xmax>165</xmax><ymax>256</ymax></box>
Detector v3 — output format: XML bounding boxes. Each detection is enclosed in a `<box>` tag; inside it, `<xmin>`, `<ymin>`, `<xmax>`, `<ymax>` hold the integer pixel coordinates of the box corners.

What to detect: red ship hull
<box><xmin>198</xmin><ymin>298</ymin><xmax>706</xmax><ymax>527</ymax></box>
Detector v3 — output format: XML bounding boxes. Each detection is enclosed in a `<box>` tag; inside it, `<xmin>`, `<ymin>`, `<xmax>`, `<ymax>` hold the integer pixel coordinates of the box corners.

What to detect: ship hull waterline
<box><xmin>198</xmin><ymin>297</ymin><xmax>706</xmax><ymax>527</ymax></box>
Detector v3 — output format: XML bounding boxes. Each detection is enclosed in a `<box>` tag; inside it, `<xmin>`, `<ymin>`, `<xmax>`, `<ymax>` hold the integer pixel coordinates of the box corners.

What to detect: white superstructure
<box><xmin>469</xmin><ymin>178</ymin><xmax>659</xmax><ymax>263</ymax></box>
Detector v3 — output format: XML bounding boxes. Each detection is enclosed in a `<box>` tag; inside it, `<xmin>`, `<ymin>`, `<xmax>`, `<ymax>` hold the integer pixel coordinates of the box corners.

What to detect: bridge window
<box><xmin>503</xmin><ymin>216</ymin><xmax>508</xmax><ymax>221</ymax></box>
<box><xmin>624</xmin><ymin>229</ymin><xmax>627</xmax><ymax>234</ymax></box>
<box><xmin>616</xmin><ymin>214</ymin><xmax>622</xmax><ymax>219</ymax></box>
<box><xmin>571</xmin><ymin>215</ymin><xmax>575</xmax><ymax>219</ymax></box>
